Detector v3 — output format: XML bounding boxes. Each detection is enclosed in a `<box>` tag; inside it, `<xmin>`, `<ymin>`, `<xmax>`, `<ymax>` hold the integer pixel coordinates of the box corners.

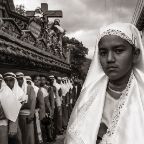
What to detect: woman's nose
<box><xmin>107</xmin><ymin>51</ymin><xmax>115</xmax><ymax>63</ymax></box>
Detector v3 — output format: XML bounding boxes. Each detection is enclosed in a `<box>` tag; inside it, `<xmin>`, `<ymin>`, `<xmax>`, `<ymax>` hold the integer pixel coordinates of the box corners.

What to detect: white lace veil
<box><xmin>65</xmin><ymin>23</ymin><xmax>144</xmax><ymax>144</ymax></box>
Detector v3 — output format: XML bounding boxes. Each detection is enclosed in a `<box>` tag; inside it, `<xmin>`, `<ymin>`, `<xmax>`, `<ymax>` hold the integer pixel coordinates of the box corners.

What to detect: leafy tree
<box><xmin>15</xmin><ymin>5</ymin><xmax>26</xmax><ymax>16</ymax></box>
<box><xmin>62</xmin><ymin>36</ymin><xmax>90</xmax><ymax>80</ymax></box>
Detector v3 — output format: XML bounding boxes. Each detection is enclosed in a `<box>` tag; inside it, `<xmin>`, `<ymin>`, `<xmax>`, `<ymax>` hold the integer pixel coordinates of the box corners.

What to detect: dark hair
<box><xmin>31</xmin><ymin>74</ymin><xmax>40</xmax><ymax>81</ymax></box>
<box><xmin>39</xmin><ymin>74</ymin><xmax>48</xmax><ymax>80</ymax></box>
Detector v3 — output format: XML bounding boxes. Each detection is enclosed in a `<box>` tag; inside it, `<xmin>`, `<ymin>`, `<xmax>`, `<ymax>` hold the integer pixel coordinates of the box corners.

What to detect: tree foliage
<box><xmin>62</xmin><ymin>36</ymin><xmax>90</xmax><ymax>80</ymax></box>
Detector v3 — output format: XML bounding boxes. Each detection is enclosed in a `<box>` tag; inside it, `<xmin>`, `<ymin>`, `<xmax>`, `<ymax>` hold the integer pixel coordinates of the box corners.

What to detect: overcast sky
<box><xmin>13</xmin><ymin>0</ymin><xmax>138</xmax><ymax>59</ymax></box>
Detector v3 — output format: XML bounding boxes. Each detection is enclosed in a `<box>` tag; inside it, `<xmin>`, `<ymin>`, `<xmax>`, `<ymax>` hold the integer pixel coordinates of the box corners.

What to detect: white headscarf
<box><xmin>4</xmin><ymin>72</ymin><xmax>27</xmax><ymax>103</ymax></box>
<box><xmin>61</xmin><ymin>79</ymin><xmax>68</xmax><ymax>96</ymax></box>
<box><xmin>68</xmin><ymin>79</ymin><xmax>73</xmax><ymax>89</ymax></box>
<box><xmin>25</xmin><ymin>76</ymin><xmax>39</xmax><ymax>96</ymax></box>
<box><xmin>53</xmin><ymin>78</ymin><xmax>61</xmax><ymax>90</ymax></box>
<box><xmin>16</xmin><ymin>72</ymin><xmax>28</xmax><ymax>95</ymax></box>
<box><xmin>14</xmin><ymin>78</ymin><xmax>28</xmax><ymax>103</ymax></box>
<box><xmin>64</xmin><ymin>78</ymin><xmax>71</xmax><ymax>93</ymax></box>
<box><xmin>0</xmin><ymin>75</ymin><xmax>21</xmax><ymax>122</ymax></box>
<box><xmin>65</xmin><ymin>23</ymin><xmax>144</xmax><ymax>144</ymax></box>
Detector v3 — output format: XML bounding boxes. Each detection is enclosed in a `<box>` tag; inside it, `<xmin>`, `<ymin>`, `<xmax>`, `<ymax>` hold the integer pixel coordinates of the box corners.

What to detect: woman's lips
<box><xmin>107</xmin><ymin>66</ymin><xmax>118</xmax><ymax>71</ymax></box>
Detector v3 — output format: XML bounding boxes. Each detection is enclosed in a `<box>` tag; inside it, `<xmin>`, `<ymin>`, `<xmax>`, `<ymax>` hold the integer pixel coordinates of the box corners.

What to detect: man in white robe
<box><xmin>0</xmin><ymin>74</ymin><xmax>21</xmax><ymax>144</ymax></box>
<box><xmin>4</xmin><ymin>72</ymin><xmax>26</xmax><ymax>144</ymax></box>
<box><xmin>16</xmin><ymin>72</ymin><xmax>36</xmax><ymax>144</ymax></box>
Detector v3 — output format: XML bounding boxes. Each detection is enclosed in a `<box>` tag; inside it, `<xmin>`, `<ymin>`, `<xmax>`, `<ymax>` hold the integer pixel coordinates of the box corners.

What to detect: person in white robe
<box><xmin>0</xmin><ymin>74</ymin><xmax>21</xmax><ymax>144</ymax></box>
<box><xmin>61</xmin><ymin>77</ymin><xmax>69</xmax><ymax>129</ymax></box>
<box><xmin>65</xmin><ymin>22</ymin><xmax>144</xmax><ymax>144</ymax></box>
<box><xmin>67</xmin><ymin>78</ymin><xmax>73</xmax><ymax>116</ymax></box>
<box><xmin>49</xmin><ymin>75</ymin><xmax>63</xmax><ymax>135</ymax></box>
<box><xmin>53</xmin><ymin>76</ymin><xmax>63</xmax><ymax>134</ymax></box>
<box><xmin>16</xmin><ymin>72</ymin><xmax>36</xmax><ymax>144</ymax></box>
<box><xmin>3</xmin><ymin>72</ymin><xmax>26</xmax><ymax>144</ymax></box>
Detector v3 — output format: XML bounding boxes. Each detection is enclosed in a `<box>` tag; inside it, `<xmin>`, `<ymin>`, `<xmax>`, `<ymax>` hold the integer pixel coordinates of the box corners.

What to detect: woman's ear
<box><xmin>133</xmin><ymin>48</ymin><xmax>140</xmax><ymax>64</ymax></box>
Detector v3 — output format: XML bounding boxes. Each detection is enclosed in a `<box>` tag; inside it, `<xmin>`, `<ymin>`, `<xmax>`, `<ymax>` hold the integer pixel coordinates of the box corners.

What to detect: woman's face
<box><xmin>98</xmin><ymin>35</ymin><xmax>136</xmax><ymax>81</ymax></box>
<box><xmin>34</xmin><ymin>76</ymin><xmax>41</xmax><ymax>87</ymax></box>
<box><xmin>40</xmin><ymin>76</ymin><xmax>47</xmax><ymax>86</ymax></box>
<box><xmin>4</xmin><ymin>77</ymin><xmax>15</xmax><ymax>89</ymax></box>
<box><xmin>16</xmin><ymin>77</ymin><xmax>24</xmax><ymax>87</ymax></box>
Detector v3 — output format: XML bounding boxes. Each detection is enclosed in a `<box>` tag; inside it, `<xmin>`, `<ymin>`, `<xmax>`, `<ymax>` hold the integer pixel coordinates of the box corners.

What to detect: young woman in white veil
<box><xmin>65</xmin><ymin>22</ymin><xmax>144</xmax><ymax>144</ymax></box>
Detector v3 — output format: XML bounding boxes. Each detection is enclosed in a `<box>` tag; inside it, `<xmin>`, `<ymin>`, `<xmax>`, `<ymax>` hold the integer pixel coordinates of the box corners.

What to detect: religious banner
<box><xmin>28</xmin><ymin>21</ymin><xmax>41</xmax><ymax>38</ymax></box>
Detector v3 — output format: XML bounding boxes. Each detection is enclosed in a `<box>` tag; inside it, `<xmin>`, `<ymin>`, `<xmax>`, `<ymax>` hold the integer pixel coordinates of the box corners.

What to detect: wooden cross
<box><xmin>26</xmin><ymin>3</ymin><xmax>63</xmax><ymax>21</ymax></box>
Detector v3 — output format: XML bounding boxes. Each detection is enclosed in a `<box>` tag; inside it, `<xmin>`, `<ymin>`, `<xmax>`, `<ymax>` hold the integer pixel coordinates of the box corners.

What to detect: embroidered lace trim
<box><xmin>99</xmin><ymin>72</ymin><xmax>134</xmax><ymax>144</ymax></box>
<box><xmin>99</xmin><ymin>29</ymin><xmax>136</xmax><ymax>47</ymax></box>
<box><xmin>67</xmin><ymin>129</ymin><xmax>85</xmax><ymax>144</ymax></box>
<box><xmin>67</xmin><ymin>86</ymin><xmax>102</xmax><ymax>144</ymax></box>
<box><xmin>67</xmin><ymin>72</ymin><xmax>133</xmax><ymax>144</ymax></box>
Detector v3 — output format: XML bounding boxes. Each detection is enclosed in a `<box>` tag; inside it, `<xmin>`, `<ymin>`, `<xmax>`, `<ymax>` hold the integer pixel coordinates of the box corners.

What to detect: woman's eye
<box><xmin>99</xmin><ymin>50</ymin><xmax>107</xmax><ymax>56</ymax></box>
<box><xmin>115</xmin><ymin>49</ymin><xmax>124</xmax><ymax>54</ymax></box>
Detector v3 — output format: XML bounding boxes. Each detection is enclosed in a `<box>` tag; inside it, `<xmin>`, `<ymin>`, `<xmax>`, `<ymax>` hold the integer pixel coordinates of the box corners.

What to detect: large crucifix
<box><xmin>26</xmin><ymin>3</ymin><xmax>63</xmax><ymax>21</ymax></box>
<box><xmin>26</xmin><ymin>3</ymin><xmax>63</xmax><ymax>38</ymax></box>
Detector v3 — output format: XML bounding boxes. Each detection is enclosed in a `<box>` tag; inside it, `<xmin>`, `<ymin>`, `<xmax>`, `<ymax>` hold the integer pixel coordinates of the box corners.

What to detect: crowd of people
<box><xmin>0</xmin><ymin>72</ymin><xmax>82</xmax><ymax>144</ymax></box>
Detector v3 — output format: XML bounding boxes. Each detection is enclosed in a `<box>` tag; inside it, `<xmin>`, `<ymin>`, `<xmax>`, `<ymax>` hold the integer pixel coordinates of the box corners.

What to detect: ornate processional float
<box><xmin>0</xmin><ymin>0</ymin><xmax>71</xmax><ymax>76</ymax></box>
